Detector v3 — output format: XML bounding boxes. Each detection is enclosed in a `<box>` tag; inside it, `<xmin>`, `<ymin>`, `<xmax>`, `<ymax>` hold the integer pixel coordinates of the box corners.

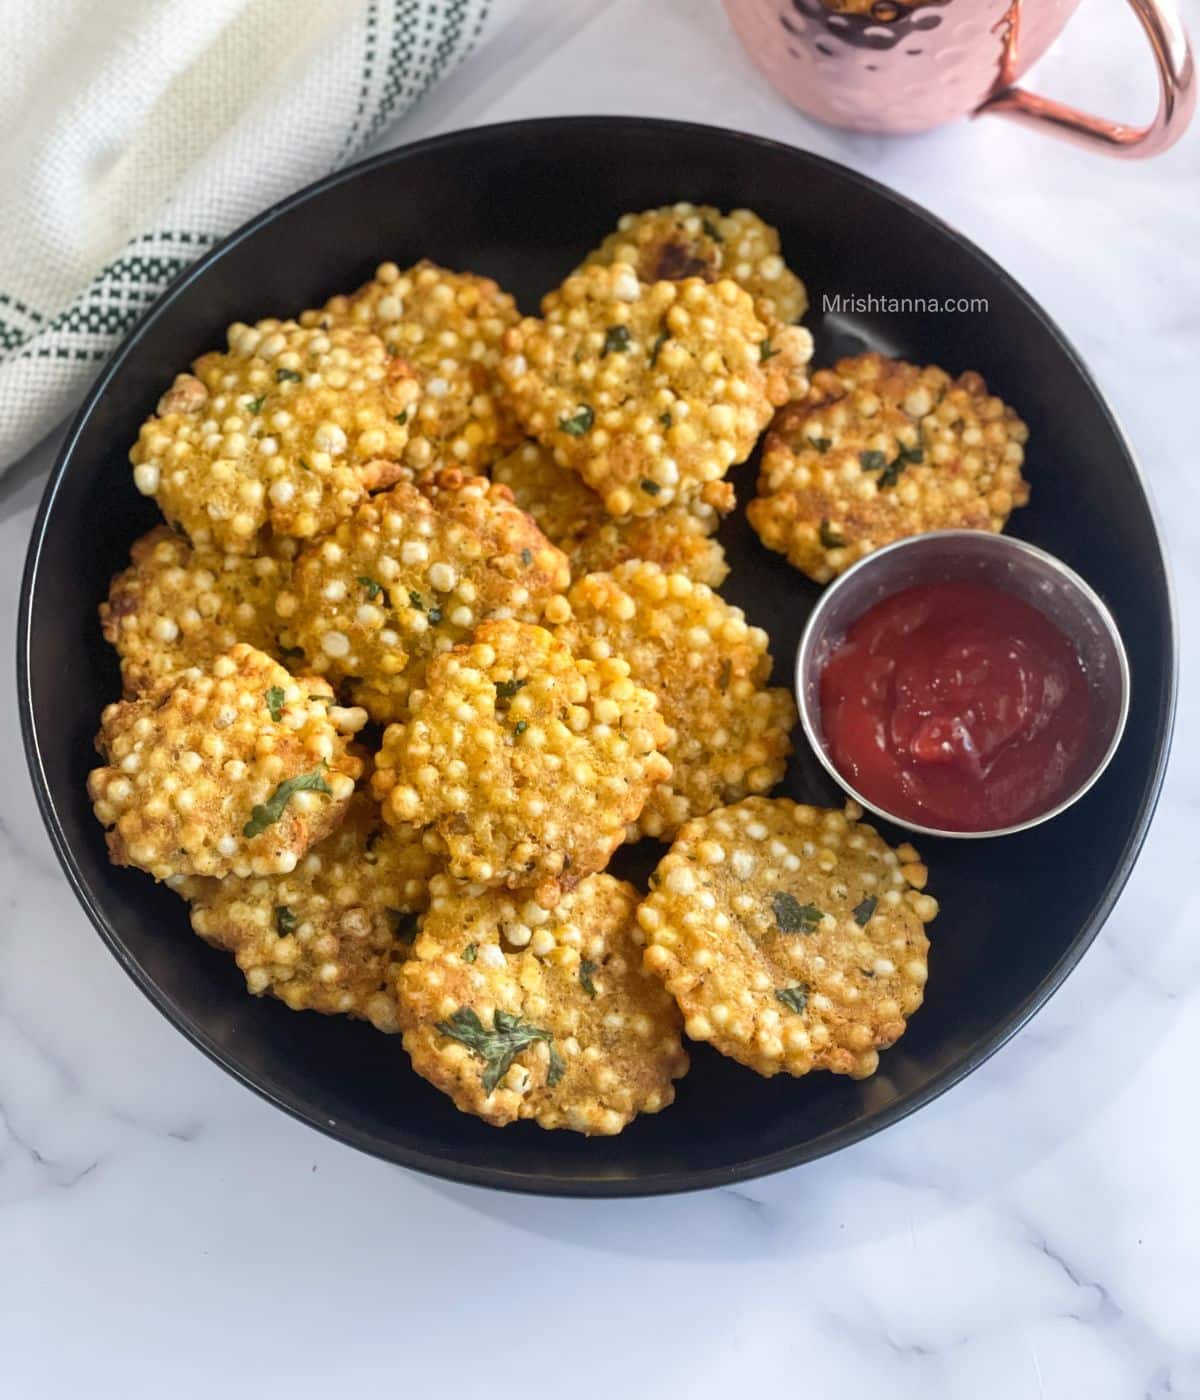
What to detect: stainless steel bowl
<box><xmin>794</xmin><ymin>531</ymin><xmax>1131</xmax><ymax>839</ymax></box>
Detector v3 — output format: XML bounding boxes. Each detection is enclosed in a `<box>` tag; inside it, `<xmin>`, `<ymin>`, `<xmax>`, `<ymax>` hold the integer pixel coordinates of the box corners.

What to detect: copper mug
<box><xmin>724</xmin><ymin>0</ymin><xmax>1194</xmax><ymax>157</ymax></box>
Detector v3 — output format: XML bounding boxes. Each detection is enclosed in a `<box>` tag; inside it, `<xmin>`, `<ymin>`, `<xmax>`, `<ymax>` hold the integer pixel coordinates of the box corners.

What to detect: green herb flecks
<box><xmin>852</xmin><ymin>895</ymin><xmax>878</xmax><ymax>927</ymax></box>
<box><xmin>298</xmin><ymin>458</ymin><xmax>312</xmax><ymax>472</ymax></box>
<box><xmin>435</xmin><ymin>1007</ymin><xmax>563</xmax><ymax>1094</ymax></box>
<box><xmin>717</xmin><ymin>657</ymin><xmax>732</xmax><ymax>693</ymax></box>
<box><xmin>579</xmin><ymin>959</ymin><xmax>599</xmax><ymax>998</ymax></box>
<box><xmin>265</xmin><ymin>685</ymin><xmax>286</xmax><ymax>722</ymax></box>
<box><xmin>659</xmin><ymin>412</ymin><xmax>672</xmax><ymax>428</ymax></box>
<box><xmin>275</xmin><ymin>368</ymin><xmax>302</xmax><ymax>384</ymax></box>
<box><xmin>513</xmin><ymin>720</ymin><xmax>528</xmax><ymax>737</ymax></box>
<box><xmin>701</xmin><ymin>217</ymin><xmax>723</xmax><ymax>242</ymax></box>
<box><xmin>408</xmin><ymin>590</ymin><xmax>425</xmax><ymax>611</ymax></box>
<box><xmin>243</xmin><ymin>765</ymin><xmax>331</xmax><ymax>838</ymax></box>
<box><xmin>244</xmin><ymin>394</ymin><xmax>267</xmax><ymax>415</ymax></box>
<box><xmin>878</xmin><ymin>443</ymin><xmax>922</xmax><ymax>489</ymax></box>
<box><xmin>819</xmin><ymin>520</ymin><xmax>844</xmax><ymax>550</ymax></box>
<box><xmin>520</xmin><ymin>548</ymin><xmax>533</xmax><ymax>567</ymax></box>
<box><xmin>560</xmin><ymin>405</ymin><xmax>594</xmax><ymax>437</ymax></box>
<box><xmin>859</xmin><ymin>449</ymin><xmax>887</xmax><ymax>472</ymax></box>
<box><xmin>772</xmin><ymin>891</ymin><xmax>823</xmax><ymax>935</ymax></box>
<box><xmin>387</xmin><ymin>909</ymin><xmax>419</xmax><ymax>943</ymax></box>
<box><xmin>775</xmin><ymin>984</ymin><xmax>808</xmax><ymax>1014</ymax></box>
<box><xmin>640</xmin><ymin>479</ymin><xmax>662</xmax><ymax>496</ymax></box>
<box><xmin>463</xmin><ymin>943</ymin><xmax>477</xmax><ymax>963</ymax></box>
<box><xmin>495</xmin><ymin>677</ymin><xmax>527</xmax><ymax>703</ymax></box>
<box><xmin>357</xmin><ymin>576</ymin><xmax>383</xmax><ymax>600</ymax></box>
<box><xmin>602</xmin><ymin>325</ymin><xmax>631</xmax><ymax>357</ymax></box>
<box><xmin>649</xmin><ymin>327</ymin><xmax>669</xmax><ymax>367</ymax></box>
<box><xmin>274</xmin><ymin>905</ymin><xmax>298</xmax><ymax>937</ymax></box>
<box><xmin>760</xmin><ymin>340</ymin><xmax>780</xmax><ymax>363</ymax></box>
<box><xmin>395</xmin><ymin>409</ymin><xmax>408</xmax><ymax>425</ymax></box>
<box><xmin>812</xmin><ymin>436</ymin><xmax>832</xmax><ymax>453</ymax></box>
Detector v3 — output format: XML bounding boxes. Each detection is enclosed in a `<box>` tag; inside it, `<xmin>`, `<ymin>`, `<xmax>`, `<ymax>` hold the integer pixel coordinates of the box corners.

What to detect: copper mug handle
<box><xmin>976</xmin><ymin>0</ymin><xmax>1194</xmax><ymax>158</ymax></box>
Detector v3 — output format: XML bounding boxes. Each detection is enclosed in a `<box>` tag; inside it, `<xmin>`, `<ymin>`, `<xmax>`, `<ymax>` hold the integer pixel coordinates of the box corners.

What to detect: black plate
<box><xmin>17</xmin><ymin>118</ymin><xmax>1175</xmax><ymax>1196</ymax></box>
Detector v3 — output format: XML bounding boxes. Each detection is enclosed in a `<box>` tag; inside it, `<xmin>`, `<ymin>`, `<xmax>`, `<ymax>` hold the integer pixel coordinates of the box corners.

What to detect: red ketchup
<box><xmin>819</xmin><ymin>581</ymin><xmax>1092</xmax><ymax>832</ymax></box>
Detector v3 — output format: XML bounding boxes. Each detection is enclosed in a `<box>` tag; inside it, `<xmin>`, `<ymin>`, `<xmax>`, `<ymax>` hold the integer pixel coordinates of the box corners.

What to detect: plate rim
<box><xmin>16</xmin><ymin>115</ymin><xmax>1179</xmax><ymax>1197</ymax></box>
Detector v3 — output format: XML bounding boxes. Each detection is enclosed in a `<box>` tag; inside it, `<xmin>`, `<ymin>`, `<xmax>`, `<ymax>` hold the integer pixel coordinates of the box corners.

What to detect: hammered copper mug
<box><xmin>724</xmin><ymin>0</ymin><xmax>1194</xmax><ymax>156</ymax></box>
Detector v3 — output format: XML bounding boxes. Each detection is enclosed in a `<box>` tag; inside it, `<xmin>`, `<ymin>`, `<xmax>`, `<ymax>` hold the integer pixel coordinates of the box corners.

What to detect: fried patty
<box><xmin>580</xmin><ymin>203</ymin><xmax>808</xmax><ymax>326</ymax></box>
<box><xmin>130</xmin><ymin>320</ymin><xmax>420</xmax><ymax>553</ymax></box>
<box><xmin>371</xmin><ymin>620</ymin><xmax>672</xmax><ymax>901</ymax></box>
<box><xmin>181</xmin><ymin>794</ymin><xmax>441</xmax><ymax>1029</ymax></box>
<box><xmin>277</xmin><ymin>466</ymin><xmax>570</xmax><ymax>723</ymax></box>
<box><xmin>88</xmin><ymin>643</ymin><xmax>365</xmax><ymax>880</ymax></box>
<box><xmin>301</xmin><ymin>259</ymin><xmax>521</xmax><ymax>473</ymax></box>
<box><xmin>493</xmin><ymin>438</ymin><xmax>731</xmax><ymax>586</ymax></box>
<box><xmin>397</xmin><ymin>872</ymin><xmax>688</xmax><ymax>1131</ymax></box>
<box><xmin>498</xmin><ymin>263</ymin><xmax>811</xmax><ymax>517</ymax></box>
<box><xmin>638</xmin><ymin>798</ymin><xmax>936</xmax><ymax>1078</ymax></box>
<box><xmin>560</xmin><ymin>562</ymin><xmax>796</xmax><ymax>839</ymax></box>
<box><xmin>101</xmin><ymin>525</ymin><xmax>292</xmax><ymax>696</ymax></box>
<box><xmin>748</xmin><ymin>352</ymin><xmax>1030</xmax><ymax>582</ymax></box>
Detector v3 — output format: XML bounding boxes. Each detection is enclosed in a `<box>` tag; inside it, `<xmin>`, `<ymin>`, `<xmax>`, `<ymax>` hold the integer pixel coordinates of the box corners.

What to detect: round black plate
<box><xmin>18</xmin><ymin>118</ymin><xmax>1175</xmax><ymax>1196</ymax></box>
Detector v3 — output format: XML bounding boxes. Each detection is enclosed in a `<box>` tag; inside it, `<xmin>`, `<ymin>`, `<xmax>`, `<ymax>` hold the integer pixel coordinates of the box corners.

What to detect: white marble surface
<box><xmin>3</xmin><ymin>1</ymin><xmax>1198</xmax><ymax>1394</ymax></box>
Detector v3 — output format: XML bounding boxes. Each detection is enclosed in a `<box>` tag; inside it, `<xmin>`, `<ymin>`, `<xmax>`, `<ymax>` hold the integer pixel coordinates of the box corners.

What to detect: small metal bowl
<box><xmin>795</xmin><ymin>531</ymin><xmax>1131</xmax><ymax>839</ymax></box>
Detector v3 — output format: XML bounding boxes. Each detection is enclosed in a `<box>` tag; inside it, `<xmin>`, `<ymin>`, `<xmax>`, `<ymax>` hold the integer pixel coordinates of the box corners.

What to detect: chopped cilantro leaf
<box><xmin>243</xmin><ymin>765</ymin><xmax>331</xmax><ymax>838</ymax></box>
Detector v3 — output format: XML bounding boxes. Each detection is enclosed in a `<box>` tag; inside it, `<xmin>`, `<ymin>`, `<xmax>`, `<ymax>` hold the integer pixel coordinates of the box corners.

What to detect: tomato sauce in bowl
<box><xmin>819</xmin><ymin>580</ymin><xmax>1093</xmax><ymax>833</ymax></box>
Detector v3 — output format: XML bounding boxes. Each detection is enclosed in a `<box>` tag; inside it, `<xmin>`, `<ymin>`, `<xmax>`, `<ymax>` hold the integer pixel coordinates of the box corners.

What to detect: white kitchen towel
<box><xmin>0</xmin><ymin>0</ymin><xmax>500</xmax><ymax>471</ymax></box>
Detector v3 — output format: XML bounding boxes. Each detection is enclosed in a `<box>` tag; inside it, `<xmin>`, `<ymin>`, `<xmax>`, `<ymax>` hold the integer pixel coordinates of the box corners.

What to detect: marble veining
<box><xmin>2</xmin><ymin>0</ymin><xmax>1197</xmax><ymax>1394</ymax></box>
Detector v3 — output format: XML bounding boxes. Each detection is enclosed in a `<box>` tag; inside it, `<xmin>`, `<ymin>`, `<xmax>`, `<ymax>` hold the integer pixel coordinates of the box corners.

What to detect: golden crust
<box><xmin>397</xmin><ymin>872</ymin><xmax>688</xmax><ymax>1131</ymax></box>
<box><xmin>560</xmin><ymin>562</ymin><xmax>796</xmax><ymax>840</ymax></box>
<box><xmin>748</xmin><ymin>352</ymin><xmax>1031</xmax><ymax>583</ymax></box>
<box><xmin>130</xmin><ymin>320</ymin><xmax>420</xmax><ymax>553</ymax></box>
<box><xmin>277</xmin><ymin>467</ymin><xmax>570</xmax><ymax>723</ymax></box>
<box><xmin>87</xmin><ymin>643</ymin><xmax>365</xmax><ymax>880</ymax></box>
<box><xmin>638</xmin><ymin>798</ymin><xmax>937</xmax><ymax>1079</ymax></box>
<box><xmin>301</xmin><ymin>259</ymin><xmax>522</xmax><ymax>473</ymax></box>
<box><xmin>100</xmin><ymin>526</ymin><xmax>291</xmax><ymax>696</ymax></box>
<box><xmin>580</xmin><ymin>203</ymin><xmax>808</xmax><ymax>325</ymax></box>
<box><xmin>493</xmin><ymin>439</ymin><xmax>730</xmax><ymax>586</ymax></box>
<box><xmin>371</xmin><ymin>620</ymin><xmax>672</xmax><ymax>899</ymax></box>
<box><xmin>181</xmin><ymin>795</ymin><xmax>440</xmax><ymax>1030</ymax></box>
<box><xmin>498</xmin><ymin>263</ymin><xmax>812</xmax><ymax>517</ymax></box>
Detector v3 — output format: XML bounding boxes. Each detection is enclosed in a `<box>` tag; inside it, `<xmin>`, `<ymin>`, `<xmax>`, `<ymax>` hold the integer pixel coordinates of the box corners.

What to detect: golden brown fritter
<box><xmin>101</xmin><ymin>525</ymin><xmax>292</xmax><ymax>696</ymax></box>
<box><xmin>580</xmin><ymin>203</ymin><xmax>808</xmax><ymax>325</ymax></box>
<box><xmin>130</xmin><ymin>320</ymin><xmax>420</xmax><ymax>553</ymax></box>
<box><xmin>397</xmin><ymin>872</ymin><xmax>688</xmax><ymax>1131</ymax></box>
<box><xmin>277</xmin><ymin>467</ymin><xmax>570</xmax><ymax>723</ymax></box>
<box><xmin>748</xmin><ymin>352</ymin><xmax>1030</xmax><ymax>582</ymax></box>
<box><xmin>181</xmin><ymin>795</ymin><xmax>440</xmax><ymax>1030</ymax></box>
<box><xmin>301</xmin><ymin>259</ymin><xmax>521</xmax><ymax>473</ymax></box>
<box><xmin>492</xmin><ymin>439</ymin><xmax>730</xmax><ymax>587</ymax></box>
<box><xmin>638</xmin><ymin>798</ymin><xmax>937</xmax><ymax>1079</ymax></box>
<box><xmin>498</xmin><ymin>263</ymin><xmax>812</xmax><ymax>517</ymax></box>
<box><xmin>88</xmin><ymin>643</ymin><xmax>365</xmax><ymax>880</ymax></box>
<box><xmin>560</xmin><ymin>562</ymin><xmax>796</xmax><ymax>840</ymax></box>
<box><xmin>371</xmin><ymin>620</ymin><xmax>672</xmax><ymax>900</ymax></box>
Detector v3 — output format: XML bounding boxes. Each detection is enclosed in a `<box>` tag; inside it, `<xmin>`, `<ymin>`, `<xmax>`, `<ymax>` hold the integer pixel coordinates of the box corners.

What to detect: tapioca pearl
<box><xmin>321</xmin><ymin>630</ymin><xmax>350</xmax><ymax>659</ymax></box>
<box><xmin>684</xmin><ymin>1012</ymin><xmax>712</xmax><ymax>1041</ymax></box>
<box><xmin>730</xmin><ymin>849</ymin><xmax>755</xmax><ymax>880</ymax></box>
<box><xmin>133</xmin><ymin>463</ymin><xmax>160</xmax><ymax>495</ymax></box>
